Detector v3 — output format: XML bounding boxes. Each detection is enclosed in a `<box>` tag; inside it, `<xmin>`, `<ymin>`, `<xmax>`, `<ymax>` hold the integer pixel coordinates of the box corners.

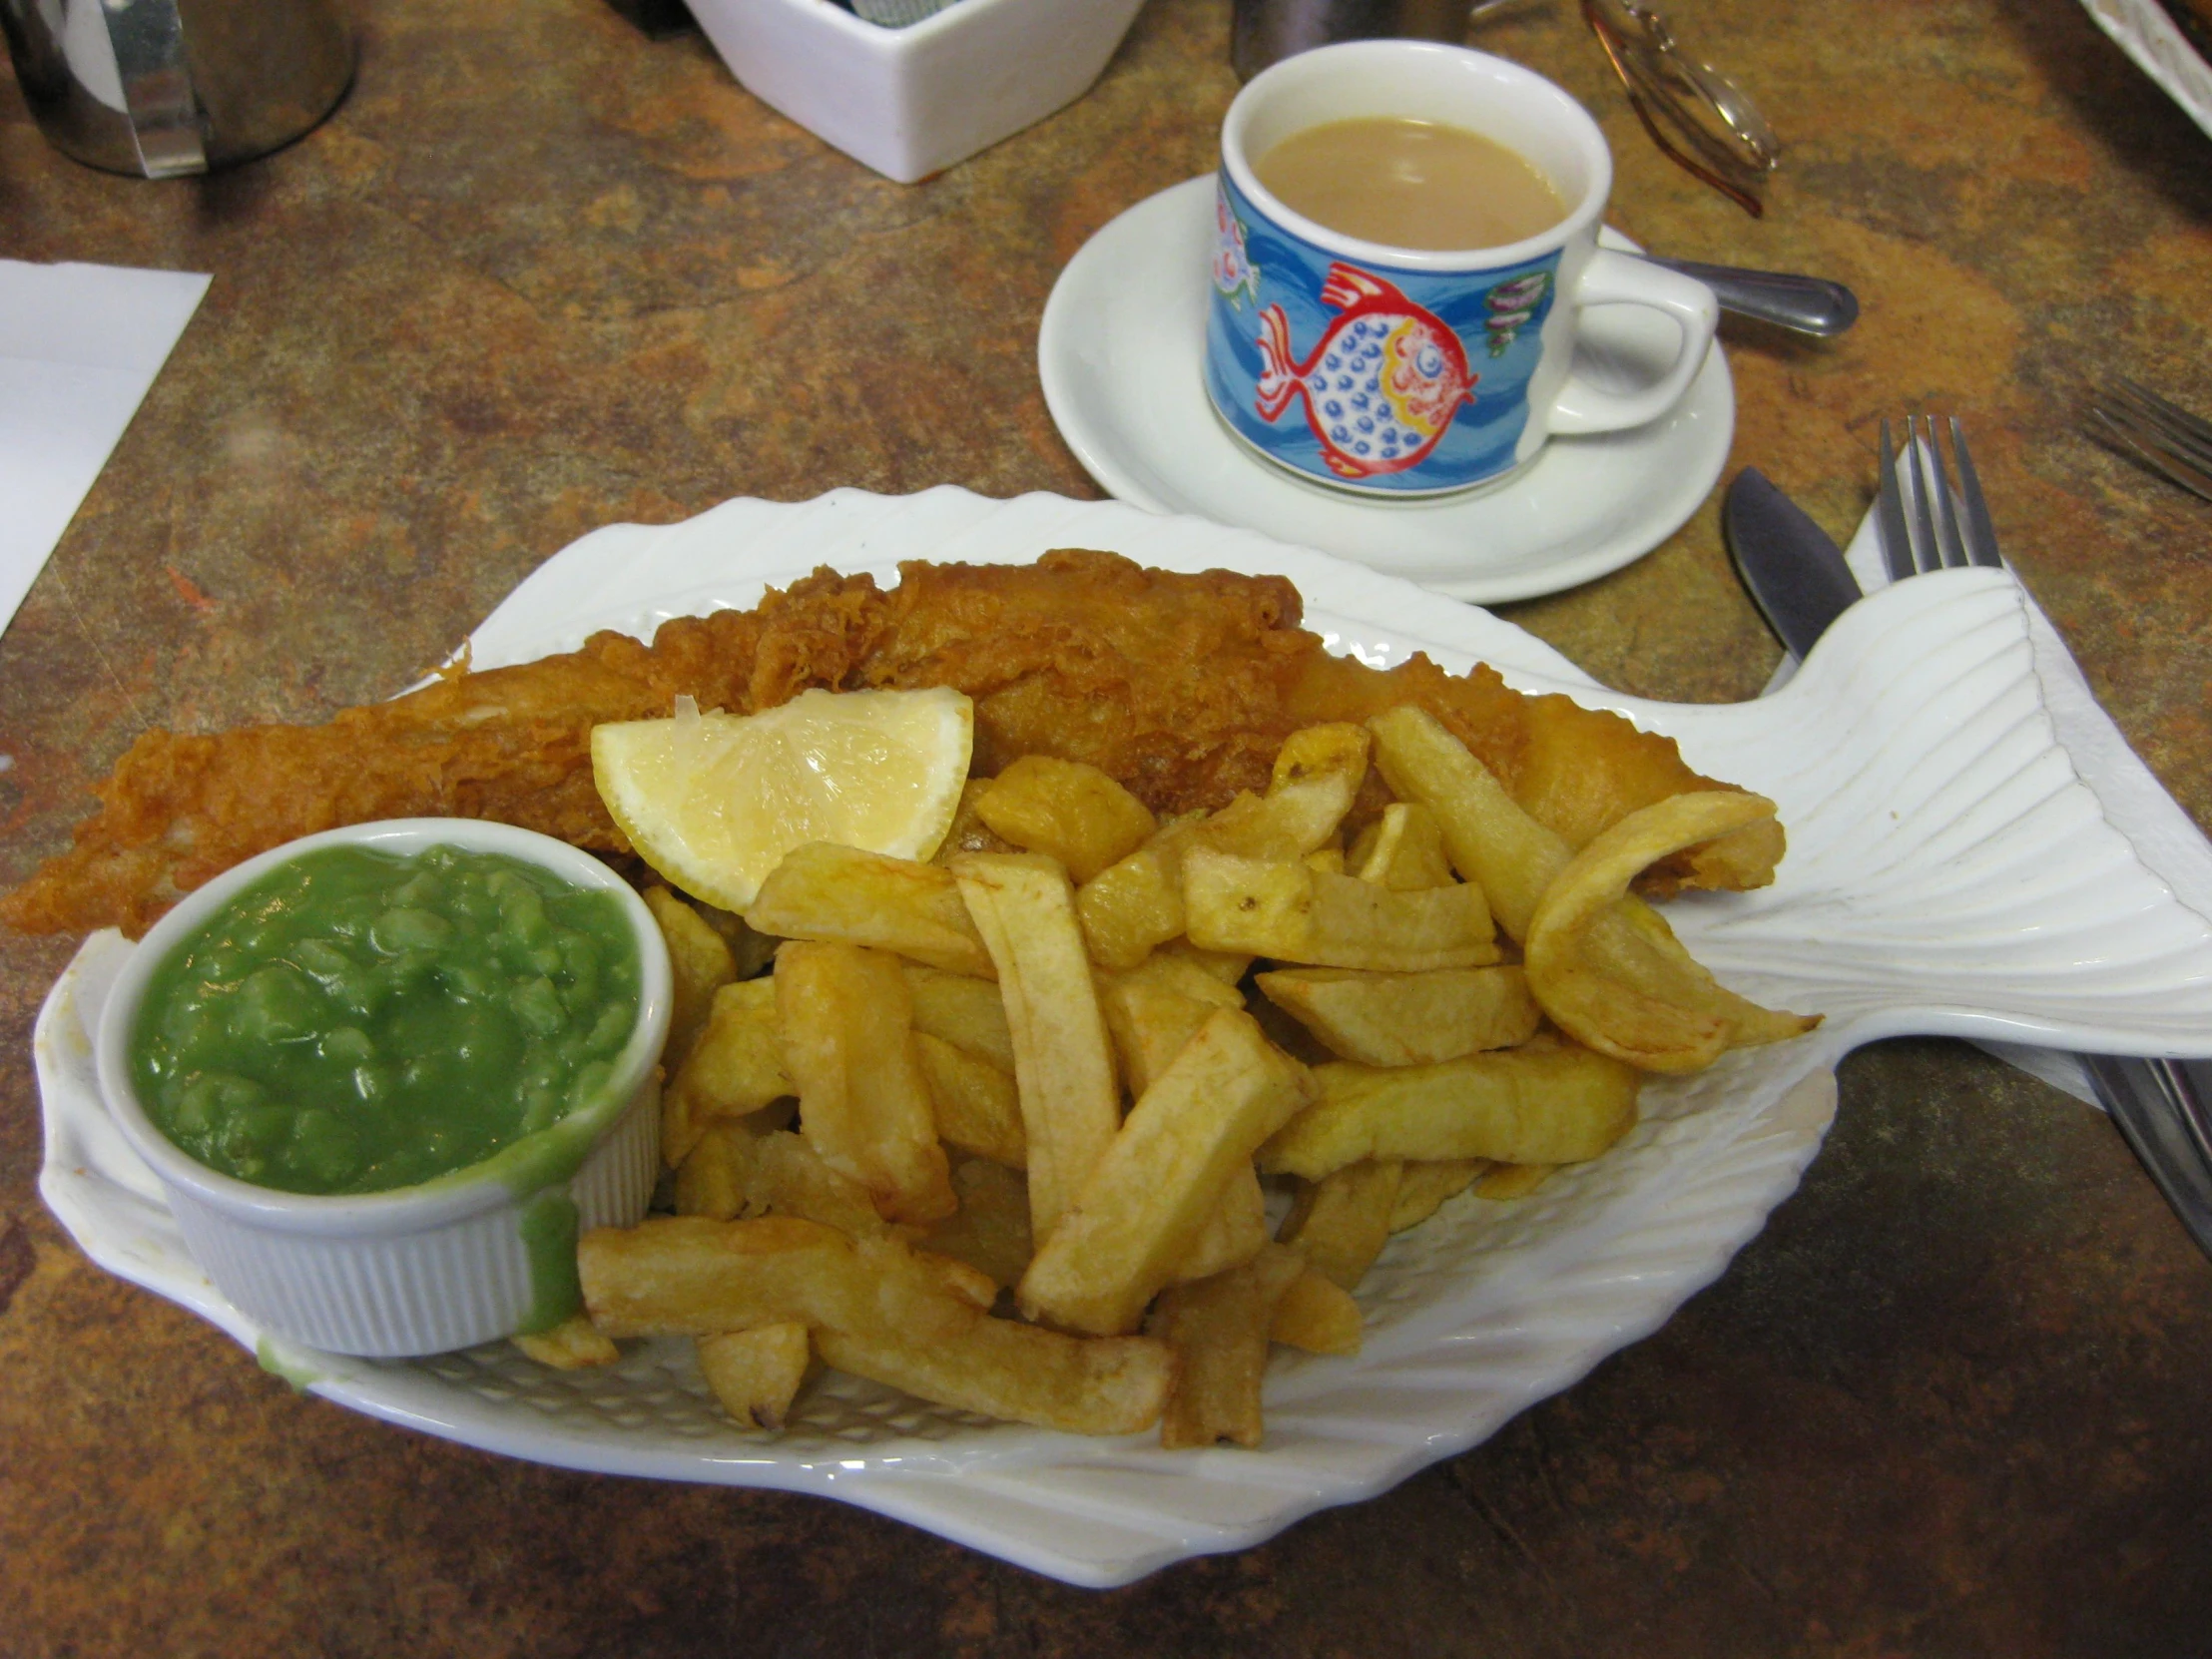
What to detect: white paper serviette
<box><xmin>1764</xmin><ymin>494</ymin><xmax>2212</xmax><ymax>1106</ymax></box>
<box><xmin>0</xmin><ymin>261</ymin><xmax>211</xmax><ymax>637</ymax></box>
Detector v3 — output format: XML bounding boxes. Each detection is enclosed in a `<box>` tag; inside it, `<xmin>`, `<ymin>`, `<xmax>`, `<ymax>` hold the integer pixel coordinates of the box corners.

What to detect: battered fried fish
<box><xmin>2</xmin><ymin>550</ymin><xmax>1779</xmax><ymax>938</ymax></box>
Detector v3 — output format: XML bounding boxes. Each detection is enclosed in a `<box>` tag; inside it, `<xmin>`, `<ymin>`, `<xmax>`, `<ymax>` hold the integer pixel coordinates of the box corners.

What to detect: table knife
<box><xmin>1721</xmin><ymin>466</ymin><xmax>2212</xmax><ymax>1262</ymax></box>
<box><xmin>1722</xmin><ymin>467</ymin><xmax>1862</xmax><ymax>651</ymax></box>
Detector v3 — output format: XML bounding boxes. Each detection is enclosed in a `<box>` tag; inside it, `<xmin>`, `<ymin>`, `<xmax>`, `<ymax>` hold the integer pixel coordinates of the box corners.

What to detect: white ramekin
<box><xmin>686</xmin><ymin>0</ymin><xmax>1148</xmax><ymax>184</ymax></box>
<box><xmin>95</xmin><ymin>819</ymin><xmax>672</xmax><ymax>1359</ymax></box>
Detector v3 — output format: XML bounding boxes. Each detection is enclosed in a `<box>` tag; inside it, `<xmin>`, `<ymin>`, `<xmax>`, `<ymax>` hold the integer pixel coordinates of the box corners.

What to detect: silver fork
<box><xmin>2088</xmin><ymin>378</ymin><xmax>2212</xmax><ymax>503</ymax></box>
<box><xmin>1876</xmin><ymin>415</ymin><xmax>2212</xmax><ymax>1260</ymax></box>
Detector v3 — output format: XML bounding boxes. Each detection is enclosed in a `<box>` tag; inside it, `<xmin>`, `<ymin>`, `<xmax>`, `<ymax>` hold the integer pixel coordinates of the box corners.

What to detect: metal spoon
<box><xmin>1632</xmin><ymin>254</ymin><xmax>1859</xmax><ymax>337</ymax></box>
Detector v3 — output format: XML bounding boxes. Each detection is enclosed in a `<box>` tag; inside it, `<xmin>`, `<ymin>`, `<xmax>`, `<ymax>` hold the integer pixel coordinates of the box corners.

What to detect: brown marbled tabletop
<box><xmin>3</xmin><ymin>0</ymin><xmax>2210</xmax><ymax>1653</ymax></box>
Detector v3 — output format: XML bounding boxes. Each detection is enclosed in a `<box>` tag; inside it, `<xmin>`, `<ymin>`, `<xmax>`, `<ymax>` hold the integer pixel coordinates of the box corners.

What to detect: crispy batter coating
<box><xmin>2</xmin><ymin>551</ymin><xmax>1777</xmax><ymax>938</ymax></box>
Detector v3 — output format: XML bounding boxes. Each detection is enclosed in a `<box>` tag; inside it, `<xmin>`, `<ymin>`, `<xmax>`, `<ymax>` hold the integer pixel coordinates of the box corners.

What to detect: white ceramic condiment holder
<box><xmin>687</xmin><ymin>0</ymin><xmax>1147</xmax><ymax>183</ymax></box>
<box><xmin>94</xmin><ymin>819</ymin><xmax>671</xmax><ymax>1359</ymax></box>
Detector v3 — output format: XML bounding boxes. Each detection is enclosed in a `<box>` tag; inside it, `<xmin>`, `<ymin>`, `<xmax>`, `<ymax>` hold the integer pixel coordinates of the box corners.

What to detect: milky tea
<box><xmin>1253</xmin><ymin>117</ymin><xmax>1568</xmax><ymax>252</ymax></box>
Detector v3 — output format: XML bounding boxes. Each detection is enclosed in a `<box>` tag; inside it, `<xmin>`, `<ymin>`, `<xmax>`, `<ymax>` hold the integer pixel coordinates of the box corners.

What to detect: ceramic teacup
<box><xmin>1205</xmin><ymin>40</ymin><xmax>1719</xmax><ymax>498</ymax></box>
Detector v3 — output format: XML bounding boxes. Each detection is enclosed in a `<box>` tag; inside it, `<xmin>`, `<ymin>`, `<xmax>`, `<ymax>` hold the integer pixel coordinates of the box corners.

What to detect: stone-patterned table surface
<box><xmin>2</xmin><ymin>0</ymin><xmax>2208</xmax><ymax>1651</ymax></box>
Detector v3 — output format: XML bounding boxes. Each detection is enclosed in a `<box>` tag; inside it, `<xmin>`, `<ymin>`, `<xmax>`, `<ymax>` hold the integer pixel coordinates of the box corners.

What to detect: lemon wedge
<box><xmin>591</xmin><ymin>686</ymin><xmax>975</xmax><ymax>911</ymax></box>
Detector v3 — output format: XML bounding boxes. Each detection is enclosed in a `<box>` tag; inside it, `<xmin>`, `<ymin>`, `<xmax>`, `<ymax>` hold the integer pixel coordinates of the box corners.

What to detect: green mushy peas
<box><xmin>132</xmin><ymin>843</ymin><xmax>643</xmax><ymax>1196</ymax></box>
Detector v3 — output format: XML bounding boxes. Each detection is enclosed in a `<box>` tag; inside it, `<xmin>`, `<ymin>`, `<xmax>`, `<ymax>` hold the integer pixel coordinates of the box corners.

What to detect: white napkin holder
<box><xmin>688</xmin><ymin>0</ymin><xmax>1147</xmax><ymax>183</ymax></box>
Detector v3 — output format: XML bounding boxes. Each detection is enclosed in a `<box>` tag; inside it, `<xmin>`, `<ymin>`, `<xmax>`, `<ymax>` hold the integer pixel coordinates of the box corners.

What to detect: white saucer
<box><xmin>1038</xmin><ymin>176</ymin><xmax>1736</xmax><ymax>605</ymax></box>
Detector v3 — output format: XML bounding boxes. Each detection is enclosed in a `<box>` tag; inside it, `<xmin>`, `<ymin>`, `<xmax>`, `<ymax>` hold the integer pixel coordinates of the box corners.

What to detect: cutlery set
<box><xmin>1725</xmin><ymin>424</ymin><xmax>2212</xmax><ymax>1262</ymax></box>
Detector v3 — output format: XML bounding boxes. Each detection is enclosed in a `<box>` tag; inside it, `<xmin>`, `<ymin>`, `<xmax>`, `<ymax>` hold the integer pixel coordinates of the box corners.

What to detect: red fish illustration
<box><xmin>1254</xmin><ymin>264</ymin><xmax>1477</xmax><ymax>479</ymax></box>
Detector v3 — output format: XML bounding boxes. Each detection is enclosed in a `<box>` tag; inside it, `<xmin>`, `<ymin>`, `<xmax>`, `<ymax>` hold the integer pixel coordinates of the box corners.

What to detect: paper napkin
<box><xmin>0</xmin><ymin>261</ymin><xmax>212</xmax><ymax>638</ymax></box>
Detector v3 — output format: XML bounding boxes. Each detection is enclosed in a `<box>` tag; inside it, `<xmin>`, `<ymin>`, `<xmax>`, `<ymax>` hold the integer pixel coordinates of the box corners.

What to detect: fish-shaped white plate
<box><xmin>37</xmin><ymin>489</ymin><xmax>2212</xmax><ymax>1587</ymax></box>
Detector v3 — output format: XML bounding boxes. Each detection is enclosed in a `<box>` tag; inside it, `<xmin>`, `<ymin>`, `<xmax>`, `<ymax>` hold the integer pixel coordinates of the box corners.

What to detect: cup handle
<box><xmin>1546</xmin><ymin>249</ymin><xmax>1718</xmax><ymax>435</ymax></box>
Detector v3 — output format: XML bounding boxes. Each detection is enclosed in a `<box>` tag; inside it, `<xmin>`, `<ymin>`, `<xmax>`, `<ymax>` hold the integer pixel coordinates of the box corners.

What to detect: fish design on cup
<box><xmin>1213</xmin><ymin>185</ymin><xmax>1262</xmax><ymax>310</ymax></box>
<box><xmin>1253</xmin><ymin>264</ymin><xmax>1477</xmax><ymax>479</ymax></box>
<box><xmin>1483</xmin><ymin>272</ymin><xmax>1551</xmax><ymax>357</ymax></box>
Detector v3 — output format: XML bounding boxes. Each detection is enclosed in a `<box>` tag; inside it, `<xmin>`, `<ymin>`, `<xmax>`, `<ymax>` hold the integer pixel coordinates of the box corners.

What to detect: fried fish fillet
<box><xmin>2</xmin><ymin>550</ymin><xmax>1779</xmax><ymax>938</ymax></box>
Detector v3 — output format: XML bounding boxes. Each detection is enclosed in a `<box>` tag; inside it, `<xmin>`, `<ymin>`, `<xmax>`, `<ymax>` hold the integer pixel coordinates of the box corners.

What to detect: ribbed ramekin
<box><xmin>95</xmin><ymin>819</ymin><xmax>672</xmax><ymax>1358</ymax></box>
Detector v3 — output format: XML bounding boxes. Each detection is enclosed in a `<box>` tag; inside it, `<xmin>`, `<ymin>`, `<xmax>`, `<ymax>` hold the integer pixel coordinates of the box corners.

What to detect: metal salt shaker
<box><xmin>1232</xmin><ymin>0</ymin><xmax>1475</xmax><ymax>81</ymax></box>
<box><xmin>0</xmin><ymin>0</ymin><xmax>354</xmax><ymax>177</ymax></box>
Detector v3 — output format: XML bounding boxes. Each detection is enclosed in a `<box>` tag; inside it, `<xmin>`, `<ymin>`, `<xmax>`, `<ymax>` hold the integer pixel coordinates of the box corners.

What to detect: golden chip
<box><xmin>1260</xmin><ymin>1036</ymin><xmax>1640</xmax><ymax>1180</ymax></box>
<box><xmin>973</xmin><ymin>755</ymin><xmax>1158</xmax><ymax>883</ymax></box>
<box><xmin>775</xmin><ymin>941</ymin><xmax>956</xmax><ymax>1224</ymax></box>
<box><xmin>953</xmin><ymin>852</ymin><xmax>1122</xmax><ymax>1241</ymax></box>
<box><xmin>1524</xmin><ymin>791</ymin><xmax>1820</xmax><ymax>1072</ymax></box>
<box><xmin>1278</xmin><ymin>1159</ymin><xmax>1402</xmax><ymax>1291</ymax></box>
<box><xmin>1255</xmin><ymin>964</ymin><xmax>1538</xmax><ymax>1066</ymax></box>
<box><xmin>1017</xmin><ymin>1008</ymin><xmax>1313</xmax><ymax>1336</ymax></box>
<box><xmin>748</xmin><ymin>842</ymin><xmax>995</xmax><ymax>977</ymax></box>
<box><xmin>1182</xmin><ymin>847</ymin><xmax>1496</xmax><ymax>971</ymax></box>
<box><xmin>697</xmin><ymin>1322</ymin><xmax>813</xmax><ymax>1430</ymax></box>
<box><xmin>1149</xmin><ymin>1243</ymin><xmax>1307</xmax><ymax>1449</ymax></box>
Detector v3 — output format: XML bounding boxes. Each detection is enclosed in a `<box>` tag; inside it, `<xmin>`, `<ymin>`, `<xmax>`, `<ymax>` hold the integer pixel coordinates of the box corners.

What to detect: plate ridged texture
<box><xmin>2080</xmin><ymin>0</ymin><xmax>2212</xmax><ymax>140</ymax></box>
<box><xmin>40</xmin><ymin>489</ymin><xmax>2212</xmax><ymax>1586</ymax></box>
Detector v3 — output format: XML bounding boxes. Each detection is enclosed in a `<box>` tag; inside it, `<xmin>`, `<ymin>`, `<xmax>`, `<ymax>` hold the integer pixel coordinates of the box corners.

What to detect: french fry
<box><xmin>579</xmin><ymin>1218</ymin><xmax>1175</xmax><ymax>1436</ymax></box>
<box><xmin>662</xmin><ymin>977</ymin><xmax>789</xmax><ymax>1168</ymax></box>
<box><xmin>747</xmin><ymin>1129</ymin><xmax>900</xmax><ymax>1243</ymax></box>
<box><xmin>1073</xmin><ymin>726</ymin><xmax>1367</xmax><ymax>969</ymax></box>
<box><xmin>932</xmin><ymin>778</ymin><xmax>1019</xmax><ymax>864</ymax></box>
<box><xmin>1017</xmin><ymin>1008</ymin><xmax>1314</xmax><ymax>1336</ymax></box>
<box><xmin>921</xmin><ymin>1156</ymin><xmax>1035</xmax><ymax>1289</ymax></box>
<box><xmin>1149</xmin><ymin>1242</ymin><xmax>1307</xmax><ymax>1449</ymax></box>
<box><xmin>1525</xmin><ymin>791</ymin><xmax>1820</xmax><ymax>1072</ymax></box>
<box><xmin>1183</xmin><ymin>848</ymin><xmax>1497</xmax><ymax>971</ymax></box>
<box><xmin>902</xmin><ymin>962</ymin><xmax>1014</xmax><ymax>1071</ymax></box>
<box><xmin>644</xmin><ymin>885</ymin><xmax>738</xmax><ymax>1067</ymax></box>
<box><xmin>693</xmin><ymin>900</ymin><xmax>781</xmax><ymax>978</ymax></box>
<box><xmin>811</xmin><ymin>1284</ymin><xmax>1171</xmax><ymax>1439</ymax></box>
<box><xmin>1206</xmin><ymin>724</ymin><xmax>1371</xmax><ymax>858</ymax></box>
<box><xmin>1269</xmin><ymin>1269</ymin><xmax>1363</xmax><ymax>1356</ymax></box>
<box><xmin>1259</xmin><ymin>1036</ymin><xmax>1640</xmax><ymax>1181</ymax></box>
<box><xmin>1387</xmin><ymin>1159</ymin><xmax>1489</xmax><ymax>1232</ymax></box>
<box><xmin>674</xmin><ymin>1119</ymin><xmax>756</xmax><ymax>1220</ymax></box>
<box><xmin>1370</xmin><ymin>711</ymin><xmax>1807</xmax><ymax>1060</ymax></box>
<box><xmin>1110</xmin><ymin>948</ymin><xmax>1249</xmax><ymax>1013</ymax></box>
<box><xmin>1349</xmin><ymin>801</ymin><xmax>1456</xmax><ymax>891</ymax></box>
<box><xmin>974</xmin><ymin>755</ymin><xmax>1158</xmax><ymax>882</ymax></box>
<box><xmin>1097</xmin><ymin>953</ymin><xmax>1246</xmax><ymax>1098</ymax></box>
<box><xmin>775</xmin><ymin>941</ymin><xmax>956</xmax><ymax>1225</ymax></box>
<box><xmin>1278</xmin><ymin>1160</ymin><xmax>1402</xmax><ymax>1291</ymax></box>
<box><xmin>675</xmin><ymin>1121</ymin><xmax>903</xmax><ymax>1241</ymax></box>
<box><xmin>513</xmin><ymin>1312</ymin><xmax>620</xmax><ymax>1370</ymax></box>
<box><xmin>1172</xmin><ymin>1162</ymin><xmax>1269</xmax><ymax>1284</ymax></box>
<box><xmin>913</xmin><ymin>1032</ymin><xmax>1026</xmax><ymax>1169</ymax></box>
<box><xmin>1075</xmin><ymin>844</ymin><xmax>1187</xmax><ymax>970</ymax></box>
<box><xmin>584</xmin><ymin>1214</ymin><xmax>835</xmax><ymax>1334</ymax></box>
<box><xmin>1155</xmin><ymin>937</ymin><xmax>1254</xmax><ymax>985</ymax></box>
<box><xmin>1256</xmin><ymin>965</ymin><xmax>1539</xmax><ymax>1067</ymax></box>
<box><xmin>1304</xmin><ymin>845</ymin><xmax>1346</xmax><ymax>875</ymax></box>
<box><xmin>1368</xmin><ymin>704</ymin><xmax>1568</xmax><ymax>942</ymax></box>
<box><xmin>952</xmin><ymin>853</ymin><xmax>1122</xmax><ymax>1241</ymax></box>
<box><xmin>747</xmin><ymin>842</ymin><xmax>995</xmax><ymax>977</ymax></box>
<box><xmin>697</xmin><ymin>1322</ymin><xmax>812</xmax><ymax>1429</ymax></box>
<box><xmin>1476</xmin><ymin>1162</ymin><xmax>1554</xmax><ymax>1200</ymax></box>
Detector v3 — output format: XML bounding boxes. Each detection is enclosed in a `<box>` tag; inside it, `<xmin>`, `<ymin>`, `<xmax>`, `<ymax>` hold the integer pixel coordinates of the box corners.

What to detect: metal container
<box><xmin>1231</xmin><ymin>0</ymin><xmax>1470</xmax><ymax>81</ymax></box>
<box><xmin>0</xmin><ymin>0</ymin><xmax>354</xmax><ymax>178</ymax></box>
